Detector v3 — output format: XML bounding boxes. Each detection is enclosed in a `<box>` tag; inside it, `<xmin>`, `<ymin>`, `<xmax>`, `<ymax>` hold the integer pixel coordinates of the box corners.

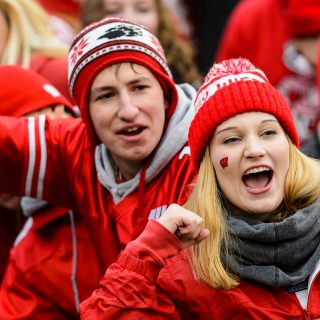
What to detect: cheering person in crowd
<box><xmin>0</xmin><ymin>16</ymin><xmax>196</xmax><ymax>297</ymax></box>
<box><xmin>81</xmin><ymin>58</ymin><xmax>320</xmax><ymax>319</ymax></box>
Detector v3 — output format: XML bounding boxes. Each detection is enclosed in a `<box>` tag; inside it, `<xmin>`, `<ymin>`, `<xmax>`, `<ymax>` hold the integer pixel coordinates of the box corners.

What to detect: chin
<box><xmin>124</xmin><ymin>151</ymin><xmax>153</xmax><ymax>162</ymax></box>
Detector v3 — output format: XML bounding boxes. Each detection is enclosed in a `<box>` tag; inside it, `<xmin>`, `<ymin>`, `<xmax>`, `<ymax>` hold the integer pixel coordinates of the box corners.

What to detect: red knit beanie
<box><xmin>283</xmin><ymin>0</ymin><xmax>320</xmax><ymax>37</ymax></box>
<box><xmin>188</xmin><ymin>58</ymin><xmax>300</xmax><ymax>170</ymax></box>
<box><xmin>68</xmin><ymin>16</ymin><xmax>178</xmax><ymax>145</ymax></box>
<box><xmin>0</xmin><ymin>65</ymin><xmax>74</xmax><ymax>117</ymax></box>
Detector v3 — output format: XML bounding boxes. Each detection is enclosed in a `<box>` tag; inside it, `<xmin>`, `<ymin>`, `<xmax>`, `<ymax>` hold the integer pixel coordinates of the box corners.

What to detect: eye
<box><xmin>261</xmin><ymin>129</ymin><xmax>277</xmax><ymax>136</ymax></box>
<box><xmin>104</xmin><ymin>7</ymin><xmax>122</xmax><ymax>15</ymax></box>
<box><xmin>95</xmin><ymin>92</ymin><xmax>114</xmax><ymax>101</ymax></box>
<box><xmin>133</xmin><ymin>85</ymin><xmax>148</xmax><ymax>92</ymax></box>
<box><xmin>223</xmin><ymin>136</ymin><xmax>241</xmax><ymax>144</ymax></box>
<box><xmin>136</xmin><ymin>6</ymin><xmax>152</xmax><ymax>13</ymax></box>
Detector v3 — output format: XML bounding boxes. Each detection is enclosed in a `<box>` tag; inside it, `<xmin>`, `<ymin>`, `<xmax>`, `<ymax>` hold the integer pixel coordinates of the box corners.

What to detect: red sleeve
<box><xmin>0</xmin><ymin>115</ymin><xmax>87</xmax><ymax>210</ymax></box>
<box><xmin>0</xmin><ymin>116</ymin><xmax>30</xmax><ymax>196</ymax></box>
<box><xmin>80</xmin><ymin>220</ymin><xmax>183</xmax><ymax>319</ymax></box>
<box><xmin>0</xmin><ymin>259</ymin><xmax>70</xmax><ymax>320</ymax></box>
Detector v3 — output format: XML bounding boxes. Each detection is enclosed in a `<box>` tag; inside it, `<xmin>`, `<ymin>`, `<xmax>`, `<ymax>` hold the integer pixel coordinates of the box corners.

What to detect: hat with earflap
<box><xmin>0</xmin><ymin>65</ymin><xmax>75</xmax><ymax>117</ymax></box>
<box><xmin>68</xmin><ymin>16</ymin><xmax>178</xmax><ymax>146</ymax></box>
<box><xmin>188</xmin><ymin>58</ymin><xmax>300</xmax><ymax>170</ymax></box>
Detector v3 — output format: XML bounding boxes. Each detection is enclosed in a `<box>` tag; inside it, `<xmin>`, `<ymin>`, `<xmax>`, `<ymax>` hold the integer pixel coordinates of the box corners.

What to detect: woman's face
<box><xmin>209</xmin><ymin>112</ymin><xmax>290</xmax><ymax>219</ymax></box>
<box><xmin>0</xmin><ymin>9</ymin><xmax>9</xmax><ymax>60</ymax></box>
<box><xmin>102</xmin><ymin>0</ymin><xmax>159</xmax><ymax>35</ymax></box>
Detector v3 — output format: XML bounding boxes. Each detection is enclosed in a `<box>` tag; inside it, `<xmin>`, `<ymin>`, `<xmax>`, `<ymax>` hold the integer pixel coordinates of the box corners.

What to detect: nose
<box><xmin>243</xmin><ymin>136</ymin><xmax>266</xmax><ymax>159</ymax></box>
<box><xmin>117</xmin><ymin>92</ymin><xmax>139</xmax><ymax>121</ymax></box>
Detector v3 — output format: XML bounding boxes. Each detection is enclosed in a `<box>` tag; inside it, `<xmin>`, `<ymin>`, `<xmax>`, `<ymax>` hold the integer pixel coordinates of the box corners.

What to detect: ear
<box><xmin>51</xmin><ymin>104</ymin><xmax>71</xmax><ymax>119</ymax></box>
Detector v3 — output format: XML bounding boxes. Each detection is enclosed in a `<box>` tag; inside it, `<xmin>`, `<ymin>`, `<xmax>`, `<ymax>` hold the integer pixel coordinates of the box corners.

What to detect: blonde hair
<box><xmin>0</xmin><ymin>0</ymin><xmax>68</xmax><ymax>67</ymax></box>
<box><xmin>185</xmin><ymin>139</ymin><xmax>320</xmax><ymax>289</ymax></box>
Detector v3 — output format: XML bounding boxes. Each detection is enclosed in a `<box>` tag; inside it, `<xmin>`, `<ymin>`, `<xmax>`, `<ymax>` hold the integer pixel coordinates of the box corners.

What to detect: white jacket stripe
<box><xmin>69</xmin><ymin>210</ymin><xmax>80</xmax><ymax>311</ymax></box>
<box><xmin>37</xmin><ymin>115</ymin><xmax>47</xmax><ymax>198</ymax></box>
<box><xmin>25</xmin><ymin>117</ymin><xmax>36</xmax><ymax>196</ymax></box>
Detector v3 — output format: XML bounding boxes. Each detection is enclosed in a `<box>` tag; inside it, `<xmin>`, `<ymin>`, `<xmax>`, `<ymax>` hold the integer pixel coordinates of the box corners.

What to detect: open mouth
<box><xmin>118</xmin><ymin>126</ymin><xmax>145</xmax><ymax>136</ymax></box>
<box><xmin>242</xmin><ymin>166</ymin><xmax>273</xmax><ymax>189</ymax></box>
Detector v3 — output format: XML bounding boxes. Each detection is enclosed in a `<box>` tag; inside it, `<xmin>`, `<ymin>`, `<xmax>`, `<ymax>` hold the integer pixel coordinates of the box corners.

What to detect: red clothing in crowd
<box><xmin>81</xmin><ymin>220</ymin><xmax>320</xmax><ymax>320</ymax></box>
<box><xmin>0</xmin><ymin>208</ymin><xmax>24</xmax><ymax>284</ymax></box>
<box><xmin>216</xmin><ymin>0</ymin><xmax>291</xmax><ymax>85</ymax></box>
<box><xmin>0</xmin><ymin>207</ymin><xmax>101</xmax><ymax>319</ymax></box>
<box><xmin>0</xmin><ymin>56</ymin><xmax>72</xmax><ymax>283</ymax></box>
<box><xmin>0</xmin><ymin>116</ymin><xmax>196</xmax><ymax>271</ymax></box>
<box><xmin>0</xmin><ymin>61</ymin><xmax>195</xmax><ymax>317</ymax></box>
<box><xmin>215</xmin><ymin>0</ymin><xmax>319</xmax><ymax>146</ymax></box>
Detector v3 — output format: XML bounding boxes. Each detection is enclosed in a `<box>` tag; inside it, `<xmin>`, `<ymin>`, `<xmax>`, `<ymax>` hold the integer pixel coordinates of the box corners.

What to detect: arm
<box><xmin>80</xmin><ymin>204</ymin><xmax>209</xmax><ymax>319</ymax></box>
<box><xmin>0</xmin><ymin>115</ymin><xmax>84</xmax><ymax>209</ymax></box>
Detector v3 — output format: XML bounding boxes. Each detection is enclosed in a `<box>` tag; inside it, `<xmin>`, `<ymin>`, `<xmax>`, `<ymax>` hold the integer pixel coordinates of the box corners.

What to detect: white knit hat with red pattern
<box><xmin>68</xmin><ymin>16</ymin><xmax>177</xmax><ymax>145</ymax></box>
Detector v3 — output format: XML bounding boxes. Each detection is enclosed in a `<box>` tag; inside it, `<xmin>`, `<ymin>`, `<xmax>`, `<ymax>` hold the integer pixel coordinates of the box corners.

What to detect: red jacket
<box><xmin>215</xmin><ymin>0</ymin><xmax>320</xmax><ymax>146</ymax></box>
<box><xmin>0</xmin><ymin>116</ymin><xmax>196</xmax><ymax>271</ymax></box>
<box><xmin>0</xmin><ymin>207</ymin><xmax>102</xmax><ymax>319</ymax></box>
<box><xmin>81</xmin><ymin>220</ymin><xmax>320</xmax><ymax>320</ymax></box>
<box><xmin>215</xmin><ymin>0</ymin><xmax>291</xmax><ymax>86</ymax></box>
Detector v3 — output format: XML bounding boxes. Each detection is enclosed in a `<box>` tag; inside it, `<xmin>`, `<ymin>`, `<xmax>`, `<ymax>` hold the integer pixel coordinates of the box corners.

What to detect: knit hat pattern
<box><xmin>189</xmin><ymin>58</ymin><xmax>300</xmax><ymax>170</ymax></box>
<box><xmin>284</xmin><ymin>0</ymin><xmax>320</xmax><ymax>37</ymax></box>
<box><xmin>68</xmin><ymin>16</ymin><xmax>177</xmax><ymax>145</ymax></box>
<box><xmin>0</xmin><ymin>65</ymin><xmax>74</xmax><ymax>117</ymax></box>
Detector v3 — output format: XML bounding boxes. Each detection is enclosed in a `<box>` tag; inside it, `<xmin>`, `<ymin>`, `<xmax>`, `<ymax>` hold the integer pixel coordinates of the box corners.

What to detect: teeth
<box><xmin>126</xmin><ymin>127</ymin><xmax>139</xmax><ymax>133</ymax></box>
<box><xmin>244</xmin><ymin>166</ymin><xmax>270</xmax><ymax>175</ymax></box>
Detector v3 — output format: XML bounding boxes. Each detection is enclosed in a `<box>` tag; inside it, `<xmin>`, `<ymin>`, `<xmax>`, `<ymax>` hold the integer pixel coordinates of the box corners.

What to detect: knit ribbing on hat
<box><xmin>68</xmin><ymin>17</ymin><xmax>172</xmax><ymax>94</ymax></box>
<box><xmin>188</xmin><ymin>58</ymin><xmax>300</xmax><ymax>170</ymax></box>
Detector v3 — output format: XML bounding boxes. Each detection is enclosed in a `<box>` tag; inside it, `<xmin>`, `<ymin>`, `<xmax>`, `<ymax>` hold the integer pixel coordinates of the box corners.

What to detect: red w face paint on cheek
<box><xmin>220</xmin><ymin>157</ymin><xmax>228</xmax><ymax>169</ymax></box>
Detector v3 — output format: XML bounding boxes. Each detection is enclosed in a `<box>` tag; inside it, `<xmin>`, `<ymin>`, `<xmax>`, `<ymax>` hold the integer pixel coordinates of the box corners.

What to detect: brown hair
<box><xmin>81</xmin><ymin>0</ymin><xmax>202</xmax><ymax>85</ymax></box>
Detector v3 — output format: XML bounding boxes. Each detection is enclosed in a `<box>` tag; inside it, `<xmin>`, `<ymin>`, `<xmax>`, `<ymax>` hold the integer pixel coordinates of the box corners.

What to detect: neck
<box><xmin>227</xmin><ymin>202</ymin><xmax>286</xmax><ymax>222</ymax></box>
<box><xmin>112</xmin><ymin>157</ymin><xmax>144</xmax><ymax>182</ymax></box>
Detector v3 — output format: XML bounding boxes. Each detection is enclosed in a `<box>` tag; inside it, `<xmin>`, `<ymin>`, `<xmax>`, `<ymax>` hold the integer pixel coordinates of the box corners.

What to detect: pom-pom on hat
<box><xmin>0</xmin><ymin>65</ymin><xmax>74</xmax><ymax>117</ymax></box>
<box><xmin>68</xmin><ymin>16</ymin><xmax>178</xmax><ymax>145</ymax></box>
<box><xmin>188</xmin><ymin>58</ymin><xmax>300</xmax><ymax>170</ymax></box>
<box><xmin>283</xmin><ymin>0</ymin><xmax>320</xmax><ymax>37</ymax></box>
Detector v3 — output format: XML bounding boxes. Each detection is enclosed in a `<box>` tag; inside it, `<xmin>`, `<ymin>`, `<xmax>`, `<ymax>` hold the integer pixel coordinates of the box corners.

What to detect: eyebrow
<box><xmin>215</xmin><ymin>119</ymin><xmax>278</xmax><ymax>136</ymax></box>
<box><xmin>91</xmin><ymin>76</ymin><xmax>150</xmax><ymax>94</ymax></box>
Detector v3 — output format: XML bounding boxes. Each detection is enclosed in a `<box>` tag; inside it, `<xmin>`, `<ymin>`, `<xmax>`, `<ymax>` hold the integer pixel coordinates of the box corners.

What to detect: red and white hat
<box><xmin>68</xmin><ymin>16</ymin><xmax>178</xmax><ymax>145</ymax></box>
<box><xmin>188</xmin><ymin>58</ymin><xmax>300</xmax><ymax>170</ymax></box>
<box><xmin>0</xmin><ymin>65</ymin><xmax>74</xmax><ymax>117</ymax></box>
<box><xmin>283</xmin><ymin>0</ymin><xmax>320</xmax><ymax>37</ymax></box>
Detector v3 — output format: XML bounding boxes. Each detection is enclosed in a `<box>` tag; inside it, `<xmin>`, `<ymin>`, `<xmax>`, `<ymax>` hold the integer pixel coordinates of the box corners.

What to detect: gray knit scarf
<box><xmin>225</xmin><ymin>198</ymin><xmax>320</xmax><ymax>287</ymax></box>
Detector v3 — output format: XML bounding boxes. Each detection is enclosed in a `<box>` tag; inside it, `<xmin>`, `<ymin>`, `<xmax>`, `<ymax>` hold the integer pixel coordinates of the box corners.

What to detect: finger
<box><xmin>194</xmin><ymin>229</ymin><xmax>210</xmax><ymax>244</ymax></box>
<box><xmin>176</xmin><ymin>224</ymin><xmax>201</xmax><ymax>239</ymax></box>
<box><xmin>177</xmin><ymin>228</ymin><xmax>210</xmax><ymax>247</ymax></box>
